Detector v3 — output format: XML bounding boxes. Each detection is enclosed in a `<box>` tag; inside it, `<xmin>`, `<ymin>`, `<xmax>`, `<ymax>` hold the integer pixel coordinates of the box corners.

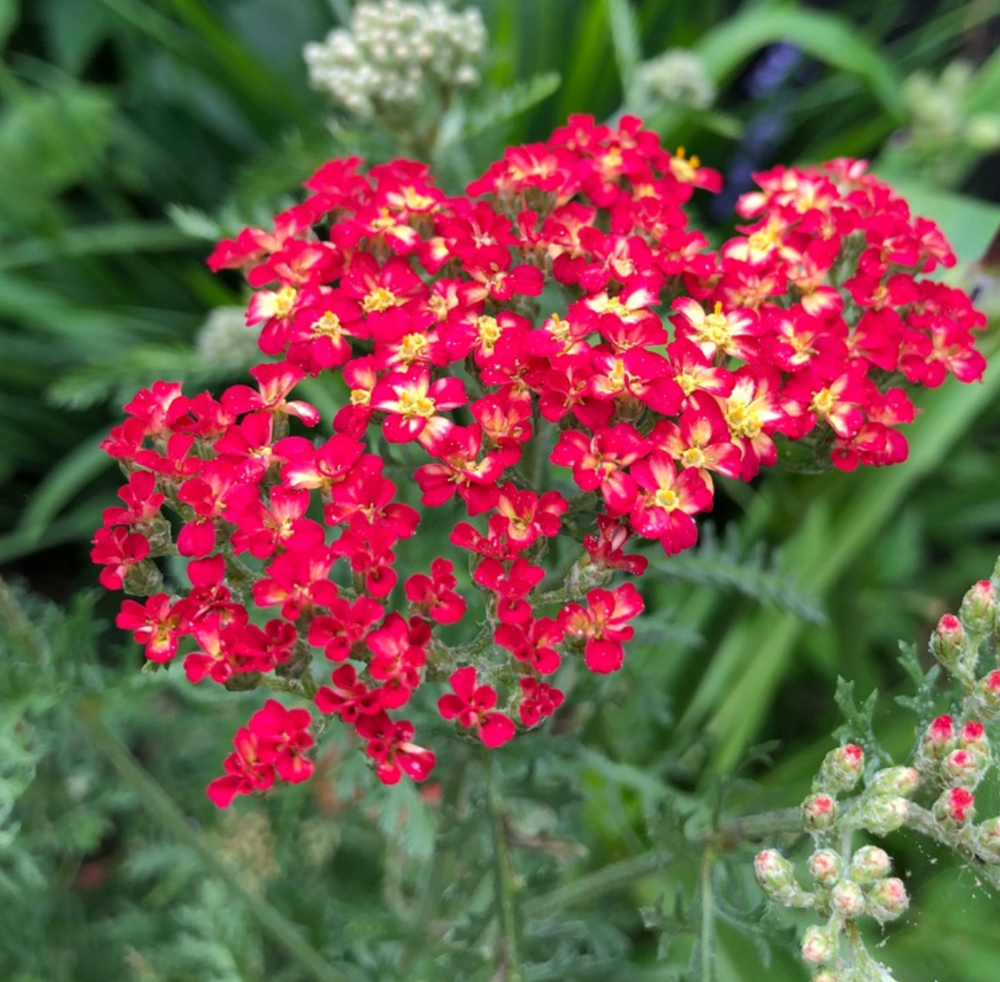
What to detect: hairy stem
<box><xmin>486</xmin><ymin>754</ymin><xmax>525</xmax><ymax>982</ymax></box>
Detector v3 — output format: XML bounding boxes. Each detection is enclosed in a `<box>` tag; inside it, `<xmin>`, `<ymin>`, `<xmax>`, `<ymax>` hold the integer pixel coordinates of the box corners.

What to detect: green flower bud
<box><xmin>866</xmin><ymin>876</ymin><xmax>909</xmax><ymax>923</ymax></box>
<box><xmin>959</xmin><ymin>580</ymin><xmax>996</xmax><ymax>637</ymax></box>
<box><xmin>853</xmin><ymin>795</ymin><xmax>910</xmax><ymax>835</ymax></box>
<box><xmin>973</xmin><ymin>816</ymin><xmax>1000</xmax><ymax>861</ymax></box>
<box><xmin>801</xmin><ymin>923</ymin><xmax>837</xmax><ymax>965</ymax></box>
<box><xmin>830</xmin><ymin>879</ymin><xmax>866</xmax><ymax>918</ymax></box>
<box><xmin>973</xmin><ymin>670</ymin><xmax>1000</xmax><ymax>721</ymax></box>
<box><xmin>930</xmin><ymin>613</ymin><xmax>965</xmax><ymax>671</ymax></box>
<box><xmin>942</xmin><ymin>748</ymin><xmax>989</xmax><ymax>788</ymax></box>
<box><xmin>754</xmin><ymin>849</ymin><xmax>809</xmax><ymax>905</ymax></box>
<box><xmin>849</xmin><ymin>845</ymin><xmax>892</xmax><ymax>883</ymax></box>
<box><xmin>868</xmin><ymin>765</ymin><xmax>920</xmax><ymax>797</ymax></box>
<box><xmin>808</xmin><ymin>848</ymin><xmax>843</xmax><ymax>887</ymax></box>
<box><xmin>933</xmin><ymin>786</ymin><xmax>975</xmax><ymax>828</ymax></box>
<box><xmin>816</xmin><ymin>744</ymin><xmax>864</xmax><ymax>794</ymax></box>
<box><xmin>802</xmin><ymin>793</ymin><xmax>838</xmax><ymax>832</ymax></box>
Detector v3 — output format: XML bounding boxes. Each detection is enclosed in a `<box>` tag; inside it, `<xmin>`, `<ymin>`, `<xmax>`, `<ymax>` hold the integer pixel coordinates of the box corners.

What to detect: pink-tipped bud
<box><xmin>959</xmin><ymin>579</ymin><xmax>996</xmax><ymax>636</ymax></box>
<box><xmin>817</xmin><ymin>744</ymin><xmax>864</xmax><ymax>793</ymax></box>
<box><xmin>868</xmin><ymin>765</ymin><xmax>920</xmax><ymax>797</ymax></box>
<box><xmin>921</xmin><ymin>715</ymin><xmax>956</xmax><ymax>760</ymax></box>
<box><xmin>972</xmin><ymin>670</ymin><xmax>1000</xmax><ymax>720</ymax></box>
<box><xmin>974</xmin><ymin>816</ymin><xmax>1000</xmax><ymax>861</ymax></box>
<box><xmin>810</xmin><ymin>972</ymin><xmax>845</xmax><ymax>982</ymax></box>
<box><xmin>866</xmin><ymin>876</ymin><xmax>909</xmax><ymax>923</ymax></box>
<box><xmin>802</xmin><ymin>793</ymin><xmax>837</xmax><ymax>832</ymax></box>
<box><xmin>754</xmin><ymin>849</ymin><xmax>809</xmax><ymax>905</ymax></box>
<box><xmin>933</xmin><ymin>786</ymin><xmax>975</xmax><ymax>828</ymax></box>
<box><xmin>930</xmin><ymin>613</ymin><xmax>966</xmax><ymax>671</ymax></box>
<box><xmin>960</xmin><ymin>720</ymin><xmax>989</xmax><ymax>753</ymax></box>
<box><xmin>853</xmin><ymin>795</ymin><xmax>910</xmax><ymax>835</ymax></box>
<box><xmin>801</xmin><ymin>924</ymin><xmax>837</xmax><ymax>965</ymax></box>
<box><xmin>849</xmin><ymin>845</ymin><xmax>892</xmax><ymax>883</ymax></box>
<box><xmin>942</xmin><ymin>748</ymin><xmax>989</xmax><ymax>788</ymax></box>
<box><xmin>830</xmin><ymin>879</ymin><xmax>866</xmax><ymax>918</ymax></box>
<box><xmin>808</xmin><ymin>849</ymin><xmax>843</xmax><ymax>886</ymax></box>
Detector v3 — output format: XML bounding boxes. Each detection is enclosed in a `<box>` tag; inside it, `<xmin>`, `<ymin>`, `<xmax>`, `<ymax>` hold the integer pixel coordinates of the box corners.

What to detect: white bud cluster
<box><xmin>304</xmin><ymin>0</ymin><xmax>486</xmax><ymax>123</ymax></box>
<box><xmin>196</xmin><ymin>306</ymin><xmax>262</xmax><ymax>371</ymax></box>
<box><xmin>901</xmin><ymin>60</ymin><xmax>1000</xmax><ymax>174</ymax></box>
<box><xmin>635</xmin><ymin>49</ymin><xmax>715</xmax><ymax>111</ymax></box>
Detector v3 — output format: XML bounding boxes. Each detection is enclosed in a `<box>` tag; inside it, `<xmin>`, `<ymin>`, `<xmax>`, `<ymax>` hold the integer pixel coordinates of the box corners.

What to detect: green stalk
<box><xmin>486</xmin><ymin>755</ymin><xmax>525</xmax><ymax>982</ymax></box>
<box><xmin>0</xmin><ymin>576</ymin><xmax>346</xmax><ymax>982</ymax></box>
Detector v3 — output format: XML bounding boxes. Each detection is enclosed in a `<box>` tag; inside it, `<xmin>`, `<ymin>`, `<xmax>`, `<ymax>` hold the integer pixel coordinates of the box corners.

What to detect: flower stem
<box><xmin>486</xmin><ymin>754</ymin><xmax>525</xmax><ymax>982</ymax></box>
<box><xmin>75</xmin><ymin>699</ymin><xmax>349</xmax><ymax>982</ymax></box>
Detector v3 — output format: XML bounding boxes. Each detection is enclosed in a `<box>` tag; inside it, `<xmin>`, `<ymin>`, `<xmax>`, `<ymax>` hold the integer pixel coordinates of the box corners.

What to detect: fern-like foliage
<box><xmin>645</xmin><ymin>522</ymin><xmax>827</xmax><ymax>624</ymax></box>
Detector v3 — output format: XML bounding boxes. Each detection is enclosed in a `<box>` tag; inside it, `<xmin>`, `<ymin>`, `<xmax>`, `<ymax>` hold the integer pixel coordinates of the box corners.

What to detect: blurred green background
<box><xmin>3</xmin><ymin>1</ymin><xmax>1000</xmax><ymax>979</ymax></box>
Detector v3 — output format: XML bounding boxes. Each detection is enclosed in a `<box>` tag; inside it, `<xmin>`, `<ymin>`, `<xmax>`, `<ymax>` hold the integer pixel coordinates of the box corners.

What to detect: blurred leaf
<box><xmin>603</xmin><ymin>0</ymin><xmax>642</xmax><ymax>98</ymax></box>
<box><xmin>0</xmin><ymin>0</ymin><xmax>17</xmax><ymax>52</ymax></box>
<box><xmin>449</xmin><ymin>71</ymin><xmax>562</xmax><ymax>145</ymax></box>
<box><xmin>695</xmin><ymin>6</ymin><xmax>906</xmax><ymax>121</ymax></box>
<box><xmin>0</xmin><ymin>83</ymin><xmax>115</xmax><ymax>227</ymax></box>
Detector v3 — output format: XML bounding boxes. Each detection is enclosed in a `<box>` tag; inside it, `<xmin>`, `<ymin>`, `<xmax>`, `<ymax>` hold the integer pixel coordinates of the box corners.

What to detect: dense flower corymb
<box><xmin>93</xmin><ymin>114</ymin><xmax>986</xmax><ymax>804</ymax></box>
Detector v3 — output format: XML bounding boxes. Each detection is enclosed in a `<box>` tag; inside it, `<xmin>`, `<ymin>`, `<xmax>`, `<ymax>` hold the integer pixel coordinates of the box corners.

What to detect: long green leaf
<box><xmin>695</xmin><ymin>7</ymin><xmax>905</xmax><ymax>121</ymax></box>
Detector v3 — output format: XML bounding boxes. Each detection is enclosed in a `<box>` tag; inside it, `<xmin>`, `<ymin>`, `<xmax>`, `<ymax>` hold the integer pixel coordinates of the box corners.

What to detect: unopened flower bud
<box><xmin>942</xmin><ymin>748</ymin><xmax>989</xmax><ymax>787</ymax></box>
<box><xmin>801</xmin><ymin>923</ymin><xmax>837</xmax><ymax>965</ymax></box>
<box><xmin>802</xmin><ymin>793</ymin><xmax>838</xmax><ymax>832</ymax></box>
<box><xmin>921</xmin><ymin>715</ymin><xmax>956</xmax><ymax>761</ymax></box>
<box><xmin>959</xmin><ymin>579</ymin><xmax>996</xmax><ymax>636</ymax></box>
<box><xmin>808</xmin><ymin>848</ymin><xmax>843</xmax><ymax>886</ymax></box>
<box><xmin>960</xmin><ymin>720</ymin><xmax>989</xmax><ymax>753</ymax></box>
<box><xmin>933</xmin><ymin>786</ymin><xmax>975</xmax><ymax>827</ymax></box>
<box><xmin>817</xmin><ymin>744</ymin><xmax>865</xmax><ymax>793</ymax></box>
<box><xmin>853</xmin><ymin>795</ymin><xmax>910</xmax><ymax>835</ymax></box>
<box><xmin>972</xmin><ymin>670</ymin><xmax>1000</xmax><ymax>720</ymax></box>
<box><xmin>123</xmin><ymin>559</ymin><xmax>165</xmax><ymax>596</ymax></box>
<box><xmin>973</xmin><ymin>816</ymin><xmax>1000</xmax><ymax>860</ymax></box>
<box><xmin>810</xmin><ymin>971</ymin><xmax>845</xmax><ymax>982</ymax></box>
<box><xmin>754</xmin><ymin>849</ymin><xmax>806</xmax><ymax>905</ymax></box>
<box><xmin>849</xmin><ymin>845</ymin><xmax>892</xmax><ymax>883</ymax></box>
<box><xmin>865</xmin><ymin>876</ymin><xmax>909</xmax><ymax>923</ymax></box>
<box><xmin>930</xmin><ymin>614</ymin><xmax>965</xmax><ymax>670</ymax></box>
<box><xmin>830</xmin><ymin>879</ymin><xmax>866</xmax><ymax>918</ymax></box>
<box><xmin>868</xmin><ymin>765</ymin><xmax>920</xmax><ymax>797</ymax></box>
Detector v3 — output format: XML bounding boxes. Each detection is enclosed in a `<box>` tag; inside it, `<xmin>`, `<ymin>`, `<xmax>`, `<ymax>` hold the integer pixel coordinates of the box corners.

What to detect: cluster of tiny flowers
<box><xmin>757</xmin><ymin>562</ymin><xmax>1000</xmax><ymax>979</ymax></box>
<box><xmin>634</xmin><ymin>49</ymin><xmax>716</xmax><ymax>111</ymax></box>
<box><xmin>304</xmin><ymin>0</ymin><xmax>485</xmax><ymax>123</ymax></box>
<box><xmin>92</xmin><ymin>114</ymin><xmax>985</xmax><ymax>806</ymax></box>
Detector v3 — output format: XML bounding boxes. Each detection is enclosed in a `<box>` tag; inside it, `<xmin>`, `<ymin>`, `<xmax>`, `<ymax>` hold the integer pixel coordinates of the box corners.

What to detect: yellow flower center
<box><xmin>696</xmin><ymin>301</ymin><xmax>732</xmax><ymax>348</ymax></box>
<box><xmin>350</xmin><ymin>388</ymin><xmax>370</xmax><ymax>406</ymax></box>
<box><xmin>398</xmin><ymin>390</ymin><xmax>437</xmax><ymax>419</ymax></box>
<box><xmin>680</xmin><ymin>447</ymin><xmax>706</xmax><ymax>469</ymax></box>
<box><xmin>654</xmin><ymin>487</ymin><xmax>680</xmax><ymax>511</ymax></box>
<box><xmin>400</xmin><ymin>333</ymin><xmax>428</xmax><ymax>362</ymax></box>
<box><xmin>476</xmin><ymin>315</ymin><xmax>502</xmax><ymax>346</ymax></box>
<box><xmin>810</xmin><ymin>388</ymin><xmax>834</xmax><ymax>415</ymax></box>
<box><xmin>725</xmin><ymin>401</ymin><xmax>763</xmax><ymax>439</ymax></box>
<box><xmin>312</xmin><ymin>311</ymin><xmax>343</xmax><ymax>339</ymax></box>
<box><xmin>362</xmin><ymin>287</ymin><xmax>399</xmax><ymax>313</ymax></box>
<box><xmin>273</xmin><ymin>286</ymin><xmax>298</xmax><ymax>319</ymax></box>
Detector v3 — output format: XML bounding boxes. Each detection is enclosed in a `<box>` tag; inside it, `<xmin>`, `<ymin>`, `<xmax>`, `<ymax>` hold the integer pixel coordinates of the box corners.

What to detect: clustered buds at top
<box><xmin>634</xmin><ymin>49</ymin><xmax>716</xmax><ymax>111</ymax></box>
<box><xmin>304</xmin><ymin>0</ymin><xmax>485</xmax><ymax>124</ymax></box>
<box><xmin>93</xmin><ymin>114</ymin><xmax>987</xmax><ymax>806</ymax></box>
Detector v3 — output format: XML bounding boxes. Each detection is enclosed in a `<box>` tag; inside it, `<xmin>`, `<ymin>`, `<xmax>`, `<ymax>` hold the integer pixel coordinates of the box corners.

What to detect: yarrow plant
<box><xmin>92</xmin><ymin>114</ymin><xmax>987</xmax><ymax>826</ymax></box>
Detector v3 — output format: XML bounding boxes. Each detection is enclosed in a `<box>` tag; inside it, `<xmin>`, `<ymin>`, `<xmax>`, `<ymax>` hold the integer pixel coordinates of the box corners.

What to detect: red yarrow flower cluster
<box><xmin>93</xmin><ymin>115</ymin><xmax>985</xmax><ymax>805</ymax></box>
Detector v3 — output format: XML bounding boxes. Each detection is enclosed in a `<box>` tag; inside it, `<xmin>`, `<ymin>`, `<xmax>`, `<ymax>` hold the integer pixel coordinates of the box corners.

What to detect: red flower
<box><xmin>438</xmin><ymin>667</ymin><xmax>516</xmax><ymax>748</ymax></box>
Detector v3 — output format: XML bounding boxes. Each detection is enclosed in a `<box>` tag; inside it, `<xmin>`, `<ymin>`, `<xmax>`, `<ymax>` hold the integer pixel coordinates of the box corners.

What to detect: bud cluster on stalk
<box><xmin>756</xmin><ymin>559</ymin><xmax>1000</xmax><ymax>979</ymax></box>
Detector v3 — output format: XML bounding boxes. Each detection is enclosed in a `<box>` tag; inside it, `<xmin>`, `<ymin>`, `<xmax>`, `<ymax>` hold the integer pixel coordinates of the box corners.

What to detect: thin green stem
<box><xmin>75</xmin><ymin>701</ymin><xmax>349</xmax><ymax>982</ymax></box>
<box><xmin>486</xmin><ymin>754</ymin><xmax>525</xmax><ymax>982</ymax></box>
<box><xmin>700</xmin><ymin>847</ymin><xmax>716</xmax><ymax>982</ymax></box>
<box><xmin>525</xmin><ymin>849</ymin><xmax>677</xmax><ymax>917</ymax></box>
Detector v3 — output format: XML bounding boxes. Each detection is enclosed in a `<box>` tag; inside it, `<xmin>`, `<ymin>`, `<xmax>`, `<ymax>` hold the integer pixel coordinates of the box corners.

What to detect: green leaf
<box><xmin>602</xmin><ymin>0</ymin><xmax>642</xmax><ymax>98</ymax></box>
<box><xmin>449</xmin><ymin>72</ymin><xmax>562</xmax><ymax>145</ymax></box>
<box><xmin>695</xmin><ymin>7</ymin><xmax>905</xmax><ymax>121</ymax></box>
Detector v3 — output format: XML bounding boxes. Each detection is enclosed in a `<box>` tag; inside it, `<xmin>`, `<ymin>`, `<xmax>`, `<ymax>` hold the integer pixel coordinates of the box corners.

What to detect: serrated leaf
<box><xmin>450</xmin><ymin>72</ymin><xmax>561</xmax><ymax>145</ymax></box>
<box><xmin>646</xmin><ymin>522</ymin><xmax>826</xmax><ymax>624</ymax></box>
